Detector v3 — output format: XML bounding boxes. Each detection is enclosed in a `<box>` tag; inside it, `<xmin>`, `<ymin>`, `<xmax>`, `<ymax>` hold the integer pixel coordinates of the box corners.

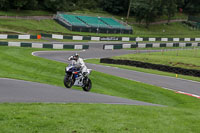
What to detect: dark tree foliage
<box><xmin>162</xmin><ymin>0</ymin><xmax>177</xmax><ymax>23</ymax></box>
<box><xmin>183</xmin><ymin>0</ymin><xmax>200</xmax><ymax>15</ymax></box>
<box><xmin>132</xmin><ymin>0</ymin><xmax>163</xmax><ymax>28</ymax></box>
<box><xmin>23</xmin><ymin>0</ymin><xmax>39</xmax><ymax>10</ymax></box>
<box><xmin>43</xmin><ymin>0</ymin><xmax>75</xmax><ymax>12</ymax></box>
<box><xmin>100</xmin><ymin>0</ymin><xmax>129</xmax><ymax>14</ymax></box>
<box><xmin>0</xmin><ymin>0</ymin><xmax>199</xmax><ymax>17</ymax></box>
<box><xmin>0</xmin><ymin>0</ymin><xmax>10</xmax><ymax>10</ymax></box>
<box><xmin>12</xmin><ymin>0</ymin><xmax>28</xmax><ymax>11</ymax></box>
<box><xmin>74</xmin><ymin>0</ymin><xmax>101</xmax><ymax>10</ymax></box>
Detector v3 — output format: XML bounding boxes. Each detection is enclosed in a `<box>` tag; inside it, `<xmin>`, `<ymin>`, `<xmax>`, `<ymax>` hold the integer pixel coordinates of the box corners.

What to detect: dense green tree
<box><xmin>162</xmin><ymin>0</ymin><xmax>177</xmax><ymax>23</ymax></box>
<box><xmin>12</xmin><ymin>0</ymin><xmax>28</xmax><ymax>11</ymax></box>
<box><xmin>0</xmin><ymin>0</ymin><xmax>199</xmax><ymax>18</ymax></box>
<box><xmin>100</xmin><ymin>0</ymin><xmax>129</xmax><ymax>14</ymax></box>
<box><xmin>0</xmin><ymin>0</ymin><xmax>10</xmax><ymax>10</ymax></box>
<box><xmin>23</xmin><ymin>0</ymin><xmax>38</xmax><ymax>10</ymax></box>
<box><xmin>131</xmin><ymin>0</ymin><xmax>163</xmax><ymax>28</ymax></box>
<box><xmin>74</xmin><ymin>0</ymin><xmax>100</xmax><ymax>10</ymax></box>
<box><xmin>43</xmin><ymin>0</ymin><xmax>75</xmax><ymax>12</ymax></box>
<box><xmin>183</xmin><ymin>0</ymin><xmax>200</xmax><ymax>15</ymax></box>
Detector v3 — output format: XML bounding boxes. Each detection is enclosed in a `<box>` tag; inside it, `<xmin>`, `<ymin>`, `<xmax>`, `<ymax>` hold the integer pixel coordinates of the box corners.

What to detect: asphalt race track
<box><xmin>0</xmin><ymin>78</ymin><xmax>161</xmax><ymax>106</ymax></box>
<box><xmin>33</xmin><ymin>48</ymin><xmax>200</xmax><ymax>96</ymax></box>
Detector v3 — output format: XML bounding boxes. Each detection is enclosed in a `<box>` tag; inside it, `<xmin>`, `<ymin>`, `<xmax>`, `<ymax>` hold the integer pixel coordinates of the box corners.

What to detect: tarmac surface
<box><xmin>0</xmin><ymin>78</ymin><xmax>160</xmax><ymax>106</ymax></box>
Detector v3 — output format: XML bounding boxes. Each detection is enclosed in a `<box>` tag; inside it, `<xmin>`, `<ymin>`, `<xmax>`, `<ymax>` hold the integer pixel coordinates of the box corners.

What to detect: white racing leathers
<box><xmin>68</xmin><ymin>56</ymin><xmax>88</xmax><ymax>74</ymax></box>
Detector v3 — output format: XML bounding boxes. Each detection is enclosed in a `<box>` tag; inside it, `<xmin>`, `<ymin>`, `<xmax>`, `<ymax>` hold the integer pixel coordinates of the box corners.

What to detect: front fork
<box><xmin>66</xmin><ymin>73</ymin><xmax>75</xmax><ymax>84</ymax></box>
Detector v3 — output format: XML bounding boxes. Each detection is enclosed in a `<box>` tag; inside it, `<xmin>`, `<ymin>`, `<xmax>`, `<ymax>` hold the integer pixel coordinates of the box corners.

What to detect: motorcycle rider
<box><xmin>68</xmin><ymin>53</ymin><xmax>88</xmax><ymax>76</ymax></box>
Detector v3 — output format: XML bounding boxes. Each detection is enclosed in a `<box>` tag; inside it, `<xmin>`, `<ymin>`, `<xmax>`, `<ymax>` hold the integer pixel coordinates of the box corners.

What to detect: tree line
<box><xmin>0</xmin><ymin>0</ymin><xmax>199</xmax><ymax>27</ymax></box>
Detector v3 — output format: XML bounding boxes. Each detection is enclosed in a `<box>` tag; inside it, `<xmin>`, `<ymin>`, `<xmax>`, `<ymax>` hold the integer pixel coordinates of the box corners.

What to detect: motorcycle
<box><xmin>64</xmin><ymin>63</ymin><xmax>92</xmax><ymax>92</ymax></box>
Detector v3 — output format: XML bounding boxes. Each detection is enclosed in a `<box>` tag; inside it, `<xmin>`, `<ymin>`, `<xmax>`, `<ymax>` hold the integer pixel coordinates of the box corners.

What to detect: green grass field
<box><xmin>0</xmin><ymin>10</ymin><xmax>52</xmax><ymax>16</ymax></box>
<box><xmin>113</xmin><ymin>48</ymin><xmax>200</xmax><ymax>70</ymax></box>
<box><xmin>0</xmin><ymin>18</ymin><xmax>200</xmax><ymax>37</ymax></box>
<box><xmin>0</xmin><ymin>10</ymin><xmax>197</xmax><ymax>38</ymax></box>
<box><xmin>1</xmin><ymin>103</ymin><xmax>200</xmax><ymax>133</ymax></box>
<box><xmin>0</xmin><ymin>46</ymin><xmax>200</xmax><ymax>132</ymax></box>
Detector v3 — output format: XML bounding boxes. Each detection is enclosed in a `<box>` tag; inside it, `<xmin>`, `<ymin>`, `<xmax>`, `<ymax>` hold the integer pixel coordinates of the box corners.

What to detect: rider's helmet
<box><xmin>73</xmin><ymin>53</ymin><xmax>79</xmax><ymax>61</ymax></box>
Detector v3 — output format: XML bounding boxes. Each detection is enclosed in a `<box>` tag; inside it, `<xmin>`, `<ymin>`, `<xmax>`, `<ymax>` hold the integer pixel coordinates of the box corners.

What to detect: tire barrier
<box><xmin>41</xmin><ymin>33</ymin><xmax>200</xmax><ymax>42</ymax></box>
<box><xmin>0</xmin><ymin>42</ymin><xmax>89</xmax><ymax>49</ymax></box>
<box><xmin>100</xmin><ymin>58</ymin><xmax>200</xmax><ymax>77</ymax></box>
<box><xmin>0</xmin><ymin>34</ymin><xmax>41</xmax><ymax>39</ymax></box>
<box><xmin>103</xmin><ymin>42</ymin><xmax>200</xmax><ymax>50</ymax></box>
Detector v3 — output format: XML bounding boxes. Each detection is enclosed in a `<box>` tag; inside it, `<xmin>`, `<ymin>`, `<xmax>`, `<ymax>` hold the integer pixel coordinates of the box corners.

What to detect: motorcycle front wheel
<box><xmin>64</xmin><ymin>74</ymin><xmax>74</xmax><ymax>88</ymax></box>
<box><xmin>82</xmin><ymin>78</ymin><xmax>92</xmax><ymax>92</ymax></box>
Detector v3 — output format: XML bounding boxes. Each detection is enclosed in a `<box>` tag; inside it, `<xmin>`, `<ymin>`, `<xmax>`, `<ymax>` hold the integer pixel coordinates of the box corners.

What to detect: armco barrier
<box><xmin>1</xmin><ymin>33</ymin><xmax>200</xmax><ymax>42</ymax></box>
<box><xmin>100</xmin><ymin>58</ymin><xmax>200</xmax><ymax>77</ymax></box>
<box><xmin>0</xmin><ymin>42</ymin><xmax>89</xmax><ymax>50</ymax></box>
<box><xmin>103</xmin><ymin>42</ymin><xmax>200</xmax><ymax>50</ymax></box>
<box><xmin>40</xmin><ymin>33</ymin><xmax>200</xmax><ymax>42</ymax></box>
<box><xmin>0</xmin><ymin>34</ymin><xmax>40</xmax><ymax>39</ymax></box>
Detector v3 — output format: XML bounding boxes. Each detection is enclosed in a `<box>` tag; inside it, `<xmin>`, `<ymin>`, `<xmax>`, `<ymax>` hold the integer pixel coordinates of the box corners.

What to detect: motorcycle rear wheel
<box><xmin>64</xmin><ymin>75</ymin><xmax>74</xmax><ymax>88</ymax></box>
<box><xmin>82</xmin><ymin>78</ymin><xmax>92</xmax><ymax>92</ymax></box>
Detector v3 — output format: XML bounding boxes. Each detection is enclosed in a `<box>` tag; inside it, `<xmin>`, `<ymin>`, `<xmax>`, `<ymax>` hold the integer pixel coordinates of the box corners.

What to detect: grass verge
<box><xmin>0</xmin><ymin>103</ymin><xmax>200</xmax><ymax>133</ymax></box>
<box><xmin>113</xmin><ymin>48</ymin><xmax>200</xmax><ymax>70</ymax></box>
<box><xmin>1</xmin><ymin>46</ymin><xmax>200</xmax><ymax>132</ymax></box>
<box><xmin>1</xmin><ymin>18</ymin><xmax>200</xmax><ymax>38</ymax></box>
<box><xmin>0</xmin><ymin>10</ymin><xmax>52</xmax><ymax>16</ymax></box>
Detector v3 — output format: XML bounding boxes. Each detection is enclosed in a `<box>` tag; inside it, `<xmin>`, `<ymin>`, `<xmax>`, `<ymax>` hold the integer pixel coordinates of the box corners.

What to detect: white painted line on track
<box><xmin>89</xmin><ymin>62</ymin><xmax>200</xmax><ymax>84</ymax></box>
<box><xmin>176</xmin><ymin>91</ymin><xmax>200</xmax><ymax>99</ymax></box>
<box><xmin>31</xmin><ymin>50</ymin><xmax>86</xmax><ymax>57</ymax></box>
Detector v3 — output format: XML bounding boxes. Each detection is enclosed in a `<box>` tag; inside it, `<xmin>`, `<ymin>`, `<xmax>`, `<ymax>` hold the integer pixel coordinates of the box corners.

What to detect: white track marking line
<box><xmin>176</xmin><ymin>91</ymin><xmax>200</xmax><ymax>99</ymax></box>
<box><xmin>32</xmin><ymin>50</ymin><xmax>86</xmax><ymax>56</ymax></box>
